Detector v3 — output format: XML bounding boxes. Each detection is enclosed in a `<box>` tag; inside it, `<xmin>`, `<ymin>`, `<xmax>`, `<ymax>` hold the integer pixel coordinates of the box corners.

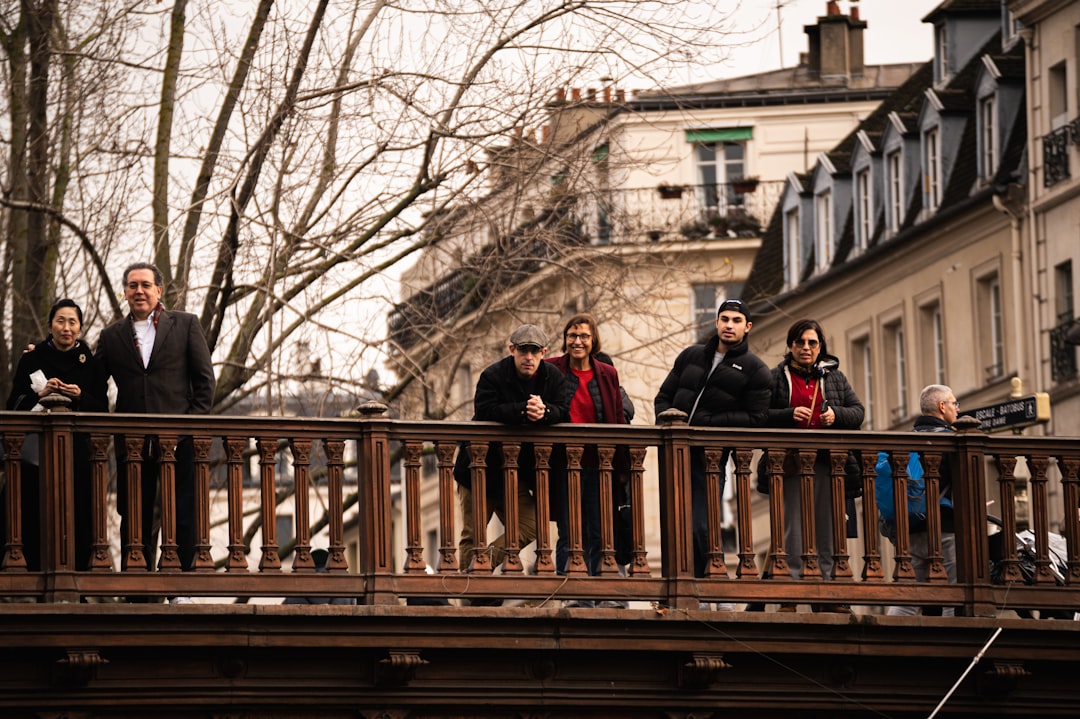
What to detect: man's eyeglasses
<box><xmin>946</xmin><ymin>400</ymin><xmax>960</xmax><ymax>409</ymax></box>
<box><xmin>793</xmin><ymin>339</ymin><xmax>819</xmax><ymax>348</ymax></box>
<box><xmin>566</xmin><ymin>333</ymin><xmax>592</xmax><ymax>343</ymax></box>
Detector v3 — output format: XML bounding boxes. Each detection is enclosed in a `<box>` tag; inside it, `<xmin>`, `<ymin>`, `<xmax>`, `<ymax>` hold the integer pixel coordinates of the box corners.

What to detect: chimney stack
<box><xmin>804</xmin><ymin>2</ymin><xmax>866</xmax><ymax>80</ymax></box>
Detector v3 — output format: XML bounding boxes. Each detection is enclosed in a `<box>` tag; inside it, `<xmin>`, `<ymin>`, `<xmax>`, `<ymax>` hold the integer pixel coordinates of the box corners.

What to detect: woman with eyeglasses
<box><xmin>545</xmin><ymin>313</ymin><xmax>634</xmax><ymax>608</ymax></box>
<box><xmin>765</xmin><ymin>318</ymin><xmax>864</xmax><ymax>612</ymax></box>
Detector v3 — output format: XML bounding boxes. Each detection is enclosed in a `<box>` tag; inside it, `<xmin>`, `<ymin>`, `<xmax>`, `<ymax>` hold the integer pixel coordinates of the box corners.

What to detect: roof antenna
<box><xmin>776</xmin><ymin>1</ymin><xmax>784</xmax><ymax>68</ymax></box>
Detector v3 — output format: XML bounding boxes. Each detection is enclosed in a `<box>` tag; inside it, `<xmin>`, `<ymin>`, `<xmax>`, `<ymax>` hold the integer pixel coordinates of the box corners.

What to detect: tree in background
<box><xmin>0</xmin><ymin>0</ymin><xmax>737</xmax><ymax>411</ymax></box>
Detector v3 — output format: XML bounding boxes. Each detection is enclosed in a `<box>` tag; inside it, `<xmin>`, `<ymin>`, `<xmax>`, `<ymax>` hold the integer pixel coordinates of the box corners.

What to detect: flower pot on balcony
<box><xmin>657</xmin><ymin>184</ymin><xmax>685</xmax><ymax>200</ymax></box>
<box><xmin>731</xmin><ymin>177</ymin><xmax>759</xmax><ymax>194</ymax></box>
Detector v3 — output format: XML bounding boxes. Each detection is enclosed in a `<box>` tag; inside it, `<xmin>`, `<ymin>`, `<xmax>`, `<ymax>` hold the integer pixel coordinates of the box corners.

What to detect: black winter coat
<box><xmin>653</xmin><ymin>334</ymin><xmax>771</xmax><ymax>427</ymax></box>
<box><xmin>7</xmin><ymin>339</ymin><xmax>106</xmax><ymax>412</ymax></box>
<box><xmin>453</xmin><ymin>355</ymin><xmax>569</xmax><ymax>495</ymax></box>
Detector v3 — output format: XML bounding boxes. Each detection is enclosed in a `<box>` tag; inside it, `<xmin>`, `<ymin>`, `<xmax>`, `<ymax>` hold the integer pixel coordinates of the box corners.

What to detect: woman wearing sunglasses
<box><xmin>765</xmin><ymin>318</ymin><xmax>864</xmax><ymax>612</ymax></box>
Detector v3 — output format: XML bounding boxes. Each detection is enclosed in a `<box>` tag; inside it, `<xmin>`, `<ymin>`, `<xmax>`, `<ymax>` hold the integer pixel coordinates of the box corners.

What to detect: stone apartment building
<box><xmin>386</xmin><ymin>2</ymin><xmax>925</xmax><ymax>571</ymax></box>
<box><xmin>743</xmin><ymin>0</ymin><xmax>1080</xmax><ymax>536</ymax></box>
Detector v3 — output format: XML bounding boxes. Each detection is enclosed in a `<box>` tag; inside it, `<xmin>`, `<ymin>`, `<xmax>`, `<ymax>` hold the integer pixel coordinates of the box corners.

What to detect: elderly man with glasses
<box><xmin>882</xmin><ymin>384</ymin><xmax>961</xmax><ymax>616</ymax></box>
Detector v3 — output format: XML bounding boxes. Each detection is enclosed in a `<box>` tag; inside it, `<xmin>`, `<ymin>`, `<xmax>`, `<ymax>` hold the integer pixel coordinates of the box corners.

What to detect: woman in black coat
<box><xmin>5</xmin><ymin>299</ymin><xmax>106</xmax><ymax>570</ymax></box>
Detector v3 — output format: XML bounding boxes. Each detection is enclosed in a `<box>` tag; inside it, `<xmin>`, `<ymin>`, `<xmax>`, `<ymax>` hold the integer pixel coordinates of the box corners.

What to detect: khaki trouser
<box><xmin>458</xmin><ymin>483</ymin><xmax>538</xmax><ymax>570</ymax></box>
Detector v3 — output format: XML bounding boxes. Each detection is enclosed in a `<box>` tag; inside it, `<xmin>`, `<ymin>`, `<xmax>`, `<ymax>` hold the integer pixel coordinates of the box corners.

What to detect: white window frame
<box><xmin>887</xmin><ymin>150</ymin><xmax>903</xmax><ymax>234</ymax></box>
<box><xmin>855</xmin><ymin>167</ymin><xmax>871</xmax><ymax>251</ymax></box>
<box><xmin>895</xmin><ymin>325</ymin><xmax>908</xmax><ymax>420</ymax></box>
<box><xmin>851</xmin><ymin>336</ymin><xmax>874</xmax><ymax>431</ymax></box>
<box><xmin>924</xmin><ymin>127</ymin><xmax>941</xmax><ymax>212</ymax></box>
<box><xmin>989</xmin><ymin>276</ymin><xmax>1004</xmax><ymax>379</ymax></box>
<box><xmin>936</xmin><ymin>25</ymin><xmax>948</xmax><ymax>83</ymax></box>
<box><xmin>979</xmin><ymin>95</ymin><xmax>998</xmax><ymax>181</ymax></box>
<box><xmin>815</xmin><ymin>190</ymin><xmax>832</xmax><ymax>272</ymax></box>
<box><xmin>1049</xmin><ymin>61</ymin><xmax>1068</xmax><ymax>130</ymax></box>
<box><xmin>932</xmin><ymin>306</ymin><xmax>945</xmax><ymax>385</ymax></box>
<box><xmin>784</xmin><ymin>208</ymin><xmax>800</xmax><ymax>289</ymax></box>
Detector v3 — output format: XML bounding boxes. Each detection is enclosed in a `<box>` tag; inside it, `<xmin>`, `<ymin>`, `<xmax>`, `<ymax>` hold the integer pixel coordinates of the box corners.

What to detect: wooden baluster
<box><xmin>829</xmin><ymin>450</ymin><xmax>852</xmax><ymax>580</ymax></box>
<box><xmin>564</xmin><ymin>444</ymin><xmax>587</xmax><ymax>576</ymax></box>
<box><xmin>656</xmin><ymin>409</ymin><xmax>694</xmax><ymax>609</ymax></box>
<box><xmin>920</xmin><ymin>451</ymin><xmax>948</xmax><ymax>582</ymax></box>
<box><xmin>402</xmin><ymin>441</ymin><xmax>426</xmax><ymax>572</ymax></box>
<box><xmin>223</xmin><ymin>436</ymin><xmax>249</xmax><ymax>572</ymax></box>
<box><xmin>733</xmin><ymin>447</ymin><xmax>757</xmax><ymax>579</ymax></box>
<box><xmin>190</xmin><ymin>437</ymin><xmax>215</xmax><ymax>571</ymax></box>
<box><xmin>890</xmin><ymin>452</ymin><xmax>916</xmax><ymax>581</ymax></box>
<box><xmin>435</xmin><ymin>441</ymin><xmax>459</xmax><ymax>573</ymax></box>
<box><xmin>156</xmin><ymin>434</ymin><xmax>182</xmax><ymax>571</ymax></box>
<box><xmin>703</xmin><ymin>447</ymin><xmax>728</xmax><ymax>579</ymax></box>
<box><xmin>994</xmin><ymin>455</ymin><xmax>1022</xmax><ymax>584</ymax></box>
<box><xmin>499</xmin><ymin>442</ymin><xmax>523</xmax><ymax>574</ymax></box>
<box><xmin>356</xmin><ymin>402</ymin><xmax>395</xmax><ymax>603</ymax></box>
<box><xmin>88</xmin><ymin>434</ymin><xmax>113</xmax><ymax>571</ymax></box>
<box><xmin>122</xmin><ymin>436</ymin><xmax>147</xmax><ymax>572</ymax></box>
<box><xmin>797</xmin><ymin>448</ymin><xmax>821</xmax><ymax>580</ymax></box>
<box><xmin>467</xmin><ymin>440</ymin><xmax>490</xmax><ymax>573</ymax></box>
<box><xmin>597</xmin><ymin>445</ymin><xmax>618</xmax><ymax>576</ymax></box>
<box><xmin>533</xmin><ymin>443</ymin><xmax>555</xmax><ymax>575</ymax></box>
<box><xmin>765</xmin><ymin>450</ymin><xmax>789</xmax><ymax>578</ymax></box>
<box><xmin>256</xmin><ymin>438</ymin><xmax>282</xmax><ymax>571</ymax></box>
<box><xmin>627</xmin><ymin>446</ymin><xmax>651</xmax><ymax>577</ymax></box>
<box><xmin>290</xmin><ymin>439</ymin><xmax>315</xmax><ymax>571</ymax></box>
<box><xmin>41</xmin><ymin>412</ymin><xmax>76</xmax><ymax>577</ymax></box>
<box><xmin>1</xmin><ymin>433</ymin><xmax>27</xmax><ymax>570</ymax></box>
<box><xmin>1027</xmin><ymin>453</ymin><xmax>1054</xmax><ymax>585</ymax></box>
<box><xmin>1057</xmin><ymin>456</ymin><xmax>1080</xmax><ymax>584</ymax></box>
<box><xmin>860</xmin><ymin>451</ymin><xmax>884</xmax><ymax>581</ymax></box>
<box><xmin>323</xmin><ymin>438</ymin><xmax>348</xmax><ymax>572</ymax></box>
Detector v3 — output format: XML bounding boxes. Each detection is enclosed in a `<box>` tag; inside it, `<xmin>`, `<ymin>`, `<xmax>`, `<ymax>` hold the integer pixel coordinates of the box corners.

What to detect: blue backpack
<box><xmin>874</xmin><ymin>450</ymin><xmax>951</xmax><ymax>524</ymax></box>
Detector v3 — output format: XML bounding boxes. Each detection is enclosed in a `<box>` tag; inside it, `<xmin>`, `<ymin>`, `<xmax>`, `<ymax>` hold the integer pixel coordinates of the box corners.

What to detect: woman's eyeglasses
<box><xmin>793</xmin><ymin>339</ymin><xmax>819</xmax><ymax>348</ymax></box>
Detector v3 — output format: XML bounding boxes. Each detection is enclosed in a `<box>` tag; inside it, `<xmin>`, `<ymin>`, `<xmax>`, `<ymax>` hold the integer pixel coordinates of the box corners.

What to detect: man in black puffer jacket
<box><xmin>654</xmin><ymin>299</ymin><xmax>771</xmax><ymax>579</ymax></box>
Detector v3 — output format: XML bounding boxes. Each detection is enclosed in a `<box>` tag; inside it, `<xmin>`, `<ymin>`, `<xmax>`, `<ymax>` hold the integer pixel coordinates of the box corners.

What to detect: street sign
<box><xmin>959</xmin><ymin>393</ymin><xmax>1050</xmax><ymax>432</ymax></box>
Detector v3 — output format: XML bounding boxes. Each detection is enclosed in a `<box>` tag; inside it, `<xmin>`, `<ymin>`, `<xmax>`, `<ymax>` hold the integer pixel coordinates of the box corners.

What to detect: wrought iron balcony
<box><xmin>388</xmin><ymin>181</ymin><xmax>783</xmax><ymax>349</ymax></box>
<box><xmin>1042</xmin><ymin>121</ymin><xmax>1080</xmax><ymax>187</ymax></box>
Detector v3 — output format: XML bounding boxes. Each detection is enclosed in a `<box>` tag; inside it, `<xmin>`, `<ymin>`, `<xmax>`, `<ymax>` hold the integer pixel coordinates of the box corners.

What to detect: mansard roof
<box><xmin>744</xmin><ymin>30</ymin><xmax>1025</xmax><ymax>306</ymax></box>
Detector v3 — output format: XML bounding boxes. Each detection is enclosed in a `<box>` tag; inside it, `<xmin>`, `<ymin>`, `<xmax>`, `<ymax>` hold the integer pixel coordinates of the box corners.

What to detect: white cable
<box><xmin>926</xmin><ymin>627</ymin><xmax>1003</xmax><ymax>719</ymax></box>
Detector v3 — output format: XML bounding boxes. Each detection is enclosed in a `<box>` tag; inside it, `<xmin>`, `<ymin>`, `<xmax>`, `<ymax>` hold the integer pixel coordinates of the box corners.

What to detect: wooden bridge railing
<box><xmin>1</xmin><ymin>406</ymin><xmax>1078</xmax><ymax>617</ymax></box>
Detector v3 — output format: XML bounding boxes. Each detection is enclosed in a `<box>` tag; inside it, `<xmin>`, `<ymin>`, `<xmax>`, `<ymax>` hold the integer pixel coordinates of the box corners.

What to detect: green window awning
<box><xmin>591</xmin><ymin>143</ymin><xmax>609</xmax><ymax>162</ymax></box>
<box><xmin>685</xmin><ymin>127</ymin><xmax>753</xmax><ymax>144</ymax></box>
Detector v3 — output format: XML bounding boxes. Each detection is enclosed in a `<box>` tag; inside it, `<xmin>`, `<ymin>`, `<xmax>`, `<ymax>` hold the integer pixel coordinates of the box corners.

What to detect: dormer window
<box><xmin>978</xmin><ymin>94</ymin><xmax>998</xmax><ymax>182</ymax></box>
<box><xmin>815</xmin><ymin>189</ymin><xmax>832</xmax><ymax>272</ymax></box>
<box><xmin>923</xmin><ymin>127</ymin><xmax>941</xmax><ymax>212</ymax></box>
<box><xmin>886</xmin><ymin>150</ymin><xmax>903</xmax><ymax>234</ymax></box>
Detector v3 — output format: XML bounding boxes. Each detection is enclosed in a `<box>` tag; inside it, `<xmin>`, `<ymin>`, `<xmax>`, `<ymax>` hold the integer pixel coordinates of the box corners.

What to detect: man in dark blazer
<box><xmin>97</xmin><ymin>262</ymin><xmax>215</xmax><ymax>579</ymax></box>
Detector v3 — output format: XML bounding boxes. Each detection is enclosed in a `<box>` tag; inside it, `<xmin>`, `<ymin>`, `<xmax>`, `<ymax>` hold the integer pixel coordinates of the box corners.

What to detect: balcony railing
<box><xmin>1050</xmin><ymin>315</ymin><xmax>1079</xmax><ymax>383</ymax></box>
<box><xmin>389</xmin><ymin>181</ymin><xmax>782</xmax><ymax>349</ymax></box>
<box><xmin>1043</xmin><ymin>120</ymin><xmax>1080</xmax><ymax>187</ymax></box>
<box><xmin>2</xmin><ymin>407</ymin><xmax>1079</xmax><ymax>617</ymax></box>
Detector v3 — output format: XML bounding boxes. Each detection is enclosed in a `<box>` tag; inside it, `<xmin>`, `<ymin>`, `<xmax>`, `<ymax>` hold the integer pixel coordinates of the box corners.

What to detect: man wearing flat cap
<box><xmin>654</xmin><ymin>299</ymin><xmax>771</xmax><ymax>580</ymax></box>
<box><xmin>454</xmin><ymin>324</ymin><xmax>569</xmax><ymax>574</ymax></box>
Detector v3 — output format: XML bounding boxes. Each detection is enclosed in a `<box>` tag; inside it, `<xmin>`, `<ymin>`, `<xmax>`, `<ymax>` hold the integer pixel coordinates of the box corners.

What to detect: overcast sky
<box><xmin>708</xmin><ymin>0</ymin><xmax>945</xmax><ymax>81</ymax></box>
